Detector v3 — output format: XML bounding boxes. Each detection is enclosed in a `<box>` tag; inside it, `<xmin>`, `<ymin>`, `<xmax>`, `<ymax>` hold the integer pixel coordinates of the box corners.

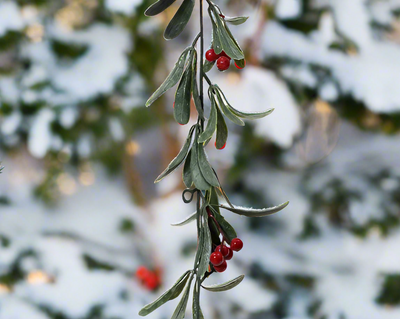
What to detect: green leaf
<box><xmin>171</xmin><ymin>275</ymin><xmax>194</xmax><ymax>319</ymax></box>
<box><xmin>164</xmin><ymin>0</ymin><xmax>195</xmax><ymax>40</ymax></box>
<box><xmin>211</xmin><ymin>9</ymin><xmax>244</xmax><ymax>60</ymax></box>
<box><xmin>190</xmin><ymin>140</ymin><xmax>211</xmax><ymax>190</ymax></box>
<box><xmin>193</xmin><ymin>280</ymin><xmax>204</xmax><ymax>319</ymax></box>
<box><xmin>171</xmin><ymin>211</ymin><xmax>197</xmax><ymax>226</ymax></box>
<box><xmin>212</xmin><ymin>87</ymin><xmax>244</xmax><ymax>126</ymax></box>
<box><xmin>203</xmin><ymin>59</ymin><xmax>215</xmax><ymax>73</ymax></box>
<box><xmin>192</xmin><ymin>53</ymin><xmax>204</xmax><ymax>120</ymax></box>
<box><xmin>209</xmin><ymin>205</ymin><xmax>237</xmax><ymax>243</ymax></box>
<box><xmin>154</xmin><ymin>125</ymin><xmax>195</xmax><ymax>183</ymax></box>
<box><xmin>146</xmin><ymin>47</ymin><xmax>192</xmax><ymax>107</ymax></box>
<box><xmin>215</xmin><ymin>105</ymin><xmax>228</xmax><ymax>149</ymax></box>
<box><xmin>198</xmin><ymin>96</ymin><xmax>217</xmax><ymax>143</ymax></box>
<box><xmin>139</xmin><ymin>270</ymin><xmax>191</xmax><ymax>316</ymax></box>
<box><xmin>225</xmin><ymin>16</ymin><xmax>249</xmax><ymax>25</ymax></box>
<box><xmin>202</xmin><ymin>275</ymin><xmax>245</xmax><ymax>292</ymax></box>
<box><xmin>174</xmin><ymin>54</ymin><xmax>193</xmax><ymax>125</ymax></box>
<box><xmin>220</xmin><ymin>201</ymin><xmax>290</xmax><ymax>217</ymax></box>
<box><xmin>182</xmin><ymin>151</ymin><xmax>193</xmax><ymax>188</ymax></box>
<box><xmin>197</xmin><ymin>143</ymin><xmax>220</xmax><ymax>187</ymax></box>
<box><xmin>197</xmin><ymin>209</ymin><xmax>212</xmax><ymax>278</ymax></box>
<box><xmin>215</xmin><ymin>86</ymin><xmax>274</xmax><ymax>120</ymax></box>
<box><xmin>145</xmin><ymin>0</ymin><xmax>176</xmax><ymax>16</ymax></box>
<box><xmin>233</xmin><ymin>58</ymin><xmax>246</xmax><ymax>69</ymax></box>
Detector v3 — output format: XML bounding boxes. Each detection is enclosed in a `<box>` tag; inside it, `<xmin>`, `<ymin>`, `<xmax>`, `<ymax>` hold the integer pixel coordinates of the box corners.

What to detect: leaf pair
<box><xmin>139</xmin><ymin>270</ymin><xmax>192</xmax><ymax>316</ymax></box>
<box><xmin>208</xmin><ymin>5</ymin><xmax>244</xmax><ymax>60</ymax></box>
<box><xmin>146</xmin><ymin>47</ymin><xmax>193</xmax><ymax>107</ymax></box>
<box><xmin>145</xmin><ymin>0</ymin><xmax>195</xmax><ymax>40</ymax></box>
<box><xmin>183</xmin><ymin>129</ymin><xmax>220</xmax><ymax>191</ymax></box>
<box><xmin>154</xmin><ymin>125</ymin><xmax>195</xmax><ymax>183</ymax></box>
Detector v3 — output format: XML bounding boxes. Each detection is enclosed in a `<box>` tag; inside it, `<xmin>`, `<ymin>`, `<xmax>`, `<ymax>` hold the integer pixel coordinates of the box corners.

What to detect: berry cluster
<box><xmin>205</xmin><ymin>48</ymin><xmax>245</xmax><ymax>71</ymax></box>
<box><xmin>135</xmin><ymin>266</ymin><xmax>160</xmax><ymax>290</ymax></box>
<box><xmin>209</xmin><ymin>238</ymin><xmax>243</xmax><ymax>272</ymax></box>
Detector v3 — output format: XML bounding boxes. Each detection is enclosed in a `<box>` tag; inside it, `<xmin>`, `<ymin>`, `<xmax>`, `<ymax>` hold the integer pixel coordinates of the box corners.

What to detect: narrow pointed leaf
<box><xmin>220</xmin><ymin>201</ymin><xmax>289</xmax><ymax>217</ymax></box>
<box><xmin>171</xmin><ymin>211</ymin><xmax>197</xmax><ymax>226</ymax></box>
<box><xmin>209</xmin><ymin>8</ymin><xmax>223</xmax><ymax>54</ymax></box>
<box><xmin>192</xmin><ymin>54</ymin><xmax>204</xmax><ymax>120</ymax></box>
<box><xmin>145</xmin><ymin>0</ymin><xmax>176</xmax><ymax>16</ymax></box>
<box><xmin>146</xmin><ymin>48</ymin><xmax>192</xmax><ymax>107</ymax></box>
<box><xmin>139</xmin><ymin>270</ymin><xmax>191</xmax><ymax>316</ymax></box>
<box><xmin>213</xmin><ymin>88</ymin><xmax>244</xmax><ymax>126</ymax></box>
<box><xmin>204</xmin><ymin>59</ymin><xmax>215</xmax><ymax>73</ymax></box>
<box><xmin>198</xmin><ymin>210</ymin><xmax>212</xmax><ymax>278</ymax></box>
<box><xmin>215</xmin><ymin>105</ymin><xmax>228</xmax><ymax>149</ymax></box>
<box><xmin>209</xmin><ymin>206</ymin><xmax>237</xmax><ymax>243</ymax></box>
<box><xmin>190</xmin><ymin>141</ymin><xmax>211</xmax><ymax>190</ymax></box>
<box><xmin>182</xmin><ymin>151</ymin><xmax>193</xmax><ymax>188</ymax></box>
<box><xmin>212</xmin><ymin>10</ymin><xmax>244</xmax><ymax>60</ymax></box>
<box><xmin>174</xmin><ymin>57</ymin><xmax>193</xmax><ymax>125</ymax></box>
<box><xmin>216</xmin><ymin>86</ymin><xmax>274</xmax><ymax>119</ymax></box>
<box><xmin>154</xmin><ymin>126</ymin><xmax>195</xmax><ymax>183</ymax></box>
<box><xmin>225</xmin><ymin>16</ymin><xmax>249</xmax><ymax>25</ymax></box>
<box><xmin>202</xmin><ymin>275</ymin><xmax>245</xmax><ymax>292</ymax></box>
<box><xmin>197</xmin><ymin>143</ymin><xmax>219</xmax><ymax>187</ymax></box>
<box><xmin>198</xmin><ymin>96</ymin><xmax>217</xmax><ymax>143</ymax></box>
<box><xmin>193</xmin><ymin>280</ymin><xmax>204</xmax><ymax>319</ymax></box>
<box><xmin>171</xmin><ymin>275</ymin><xmax>194</xmax><ymax>319</ymax></box>
<box><xmin>164</xmin><ymin>0</ymin><xmax>195</xmax><ymax>40</ymax></box>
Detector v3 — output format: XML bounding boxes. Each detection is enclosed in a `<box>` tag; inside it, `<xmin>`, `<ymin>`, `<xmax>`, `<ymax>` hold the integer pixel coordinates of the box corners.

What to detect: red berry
<box><xmin>215</xmin><ymin>141</ymin><xmax>226</xmax><ymax>149</ymax></box>
<box><xmin>224</xmin><ymin>247</ymin><xmax>233</xmax><ymax>260</ymax></box>
<box><xmin>210</xmin><ymin>252</ymin><xmax>224</xmax><ymax>266</ymax></box>
<box><xmin>218</xmin><ymin>51</ymin><xmax>230</xmax><ymax>59</ymax></box>
<box><xmin>145</xmin><ymin>272</ymin><xmax>159</xmax><ymax>290</ymax></box>
<box><xmin>214</xmin><ymin>260</ymin><xmax>227</xmax><ymax>273</ymax></box>
<box><xmin>217</xmin><ymin>56</ymin><xmax>230</xmax><ymax>71</ymax></box>
<box><xmin>234</xmin><ymin>60</ymin><xmax>246</xmax><ymax>69</ymax></box>
<box><xmin>173</xmin><ymin>102</ymin><xmax>175</xmax><ymax>108</ymax></box>
<box><xmin>136</xmin><ymin>266</ymin><xmax>151</xmax><ymax>280</ymax></box>
<box><xmin>230</xmin><ymin>238</ymin><xmax>243</xmax><ymax>252</ymax></box>
<box><xmin>216</xmin><ymin>245</ymin><xmax>229</xmax><ymax>257</ymax></box>
<box><xmin>206</xmin><ymin>49</ymin><xmax>219</xmax><ymax>62</ymax></box>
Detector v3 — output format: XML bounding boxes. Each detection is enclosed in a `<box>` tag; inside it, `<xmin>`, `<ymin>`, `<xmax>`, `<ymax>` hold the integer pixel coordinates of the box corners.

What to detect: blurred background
<box><xmin>1</xmin><ymin>0</ymin><xmax>400</xmax><ymax>318</ymax></box>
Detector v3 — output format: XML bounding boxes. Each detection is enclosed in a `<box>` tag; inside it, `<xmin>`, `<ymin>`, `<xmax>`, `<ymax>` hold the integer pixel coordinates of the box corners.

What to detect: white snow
<box><xmin>216</xmin><ymin>66</ymin><xmax>302</xmax><ymax>148</ymax></box>
<box><xmin>28</xmin><ymin>109</ymin><xmax>55</xmax><ymax>158</ymax></box>
<box><xmin>105</xmin><ymin>0</ymin><xmax>143</xmax><ymax>14</ymax></box>
<box><xmin>0</xmin><ymin>2</ymin><xmax>24</xmax><ymax>37</ymax></box>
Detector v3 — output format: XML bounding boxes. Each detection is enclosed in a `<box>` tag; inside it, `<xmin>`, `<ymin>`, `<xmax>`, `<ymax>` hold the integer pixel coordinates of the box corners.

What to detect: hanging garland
<box><xmin>140</xmin><ymin>0</ymin><xmax>289</xmax><ymax>317</ymax></box>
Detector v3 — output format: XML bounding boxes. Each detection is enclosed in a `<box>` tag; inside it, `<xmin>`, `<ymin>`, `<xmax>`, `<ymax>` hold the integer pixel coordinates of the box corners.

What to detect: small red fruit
<box><xmin>173</xmin><ymin>102</ymin><xmax>175</xmax><ymax>108</ymax></box>
<box><xmin>210</xmin><ymin>251</ymin><xmax>224</xmax><ymax>266</ymax></box>
<box><xmin>206</xmin><ymin>49</ymin><xmax>219</xmax><ymax>62</ymax></box>
<box><xmin>224</xmin><ymin>247</ymin><xmax>233</xmax><ymax>260</ymax></box>
<box><xmin>215</xmin><ymin>141</ymin><xmax>226</xmax><ymax>150</ymax></box>
<box><xmin>145</xmin><ymin>272</ymin><xmax>159</xmax><ymax>290</ymax></box>
<box><xmin>218</xmin><ymin>51</ymin><xmax>230</xmax><ymax>59</ymax></box>
<box><xmin>230</xmin><ymin>238</ymin><xmax>243</xmax><ymax>252</ymax></box>
<box><xmin>214</xmin><ymin>260</ymin><xmax>227</xmax><ymax>273</ymax></box>
<box><xmin>234</xmin><ymin>60</ymin><xmax>246</xmax><ymax>69</ymax></box>
<box><xmin>136</xmin><ymin>266</ymin><xmax>151</xmax><ymax>280</ymax></box>
<box><xmin>216</xmin><ymin>244</ymin><xmax>229</xmax><ymax>257</ymax></box>
<box><xmin>217</xmin><ymin>56</ymin><xmax>230</xmax><ymax>71</ymax></box>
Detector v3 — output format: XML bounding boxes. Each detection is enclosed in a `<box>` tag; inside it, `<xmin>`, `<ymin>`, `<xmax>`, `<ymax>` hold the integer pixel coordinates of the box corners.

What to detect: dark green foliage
<box><xmin>376</xmin><ymin>274</ymin><xmax>400</xmax><ymax>306</ymax></box>
<box><xmin>83</xmin><ymin>255</ymin><xmax>115</xmax><ymax>271</ymax></box>
<box><xmin>51</xmin><ymin>40</ymin><xmax>89</xmax><ymax>60</ymax></box>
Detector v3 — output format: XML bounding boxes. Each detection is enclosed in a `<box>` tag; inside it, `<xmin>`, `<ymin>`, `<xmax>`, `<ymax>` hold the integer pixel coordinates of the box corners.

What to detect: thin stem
<box><xmin>204</xmin><ymin>73</ymin><xmax>212</xmax><ymax>86</ymax></box>
<box><xmin>192</xmin><ymin>32</ymin><xmax>201</xmax><ymax>47</ymax></box>
<box><xmin>200</xmin><ymin>0</ymin><xmax>204</xmax><ymax>131</ymax></box>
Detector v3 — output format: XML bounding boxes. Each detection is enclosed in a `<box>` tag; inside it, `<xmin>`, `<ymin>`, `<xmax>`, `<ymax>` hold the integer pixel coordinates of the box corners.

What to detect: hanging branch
<box><xmin>140</xmin><ymin>0</ymin><xmax>289</xmax><ymax>317</ymax></box>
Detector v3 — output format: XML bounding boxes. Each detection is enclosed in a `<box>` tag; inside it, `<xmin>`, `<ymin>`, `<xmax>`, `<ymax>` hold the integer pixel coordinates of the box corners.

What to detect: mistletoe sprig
<box><xmin>140</xmin><ymin>0</ymin><xmax>288</xmax><ymax>317</ymax></box>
